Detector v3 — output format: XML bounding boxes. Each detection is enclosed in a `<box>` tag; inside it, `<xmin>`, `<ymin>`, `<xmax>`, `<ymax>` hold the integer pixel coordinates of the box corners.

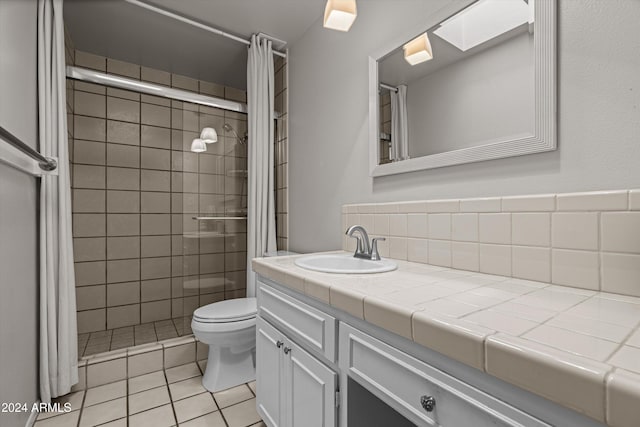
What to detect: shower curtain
<box><xmin>38</xmin><ymin>0</ymin><xmax>78</xmax><ymax>402</ymax></box>
<box><xmin>246</xmin><ymin>34</ymin><xmax>277</xmax><ymax>296</ymax></box>
<box><xmin>390</xmin><ymin>84</ymin><xmax>409</xmax><ymax>161</ymax></box>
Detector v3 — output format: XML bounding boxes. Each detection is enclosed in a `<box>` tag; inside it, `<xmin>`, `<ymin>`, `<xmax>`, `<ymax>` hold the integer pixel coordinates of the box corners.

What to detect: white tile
<box><xmin>37</xmin><ymin>392</ymin><xmax>85</xmax><ymax>421</ymax></box>
<box><xmin>630</xmin><ymin>189</ymin><xmax>640</xmax><ymax>210</ymax></box>
<box><xmin>84</xmin><ymin>380</ymin><xmax>126</xmax><ymax>407</ymax></box>
<box><xmin>486</xmin><ymin>334</ymin><xmax>608</xmax><ymax>422</ymax></box>
<box><xmin>463</xmin><ymin>310</ymin><xmax>538</xmax><ymax>335</ymax></box>
<box><xmin>501</xmin><ymin>194</ymin><xmax>555</xmax><ymax>212</ymax></box>
<box><xmin>87</xmin><ymin>357</ymin><xmax>126</xmax><ymax>388</ymax></box>
<box><xmin>606</xmin><ymin>369</ymin><xmax>640</xmax><ymax>427</ymax></box>
<box><xmin>169</xmin><ymin>376</ymin><xmax>207</xmax><ymax>401</ymax></box>
<box><xmin>566</xmin><ymin>297</ymin><xmax>640</xmax><ymax>327</ymax></box>
<box><xmin>551</xmin><ymin>249</ymin><xmax>600</xmax><ymax>290</ymax></box>
<box><xmin>375</xmin><ymin>203</ymin><xmax>398</xmax><ymax>214</ymax></box>
<box><xmin>128</xmin><ymin>348</ymin><xmax>163</xmax><ymax>377</ymax></box>
<box><xmin>128</xmin><ymin>385</ymin><xmax>170</xmax><ymax>414</ymax></box>
<box><xmin>601</xmin><ymin>253</ymin><xmax>640</xmax><ymax>297</ymax></box>
<box><xmin>512</xmin><ymin>213</ymin><xmax>550</xmax><ymax>247</ymax></box>
<box><xmin>373</xmin><ymin>214</ymin><xmax>389</xmax><ymax>235</ymax></box>
<box><xmin>428</xmin><ymin>240</ymin><xmax>451</xmax><ymax>267</ymax></box>
<box><xmin>512</xmin><ymin>246</ymin><xmax>551</xmax><ymax>283</ymax></box>
<box><xmin>523</xmin><ymin>325</ymin><xmax>618</xmax><ymax>361</ymax></box>
<box><xmin>478</xmin><ymin>213</ymin><xmax>511</xmax><ymax>244</ymax></box>
<box><xmin>407</xmin><ymin>238</ymin><xmax>428</xmax><ymax>263</ymax></box>
<box><xmin>363</xmin><ymin>296</ymin><xmax>417</xmax><ymax>339</ymax></box>
<box><xmin>388</xmin><ymin>237</ymin><xmax>408</xmax><ymax>260</ymax></box>
<box><xmin>396</xmin><ymin>201</ymin><xmax>427</xmax><ymax>213</ymax></box>
<box><xmin>425</xmin><ymin>199</ymin><xmax>459</xmax><ymax>213</ymax></box>
<box><xmin>513</xmin><ymin>288</ymin><xmax>590</xmax><ymax>312</ymax></box>
<box><xmin>389</xmin><ymin>214</ymin><xmax>408</xmax><ymax>237</ymax></box>
<box><xmin>212</xmin><ymin>384</ymin><xmax>254</xmax><ymax>408</ymax></box>
<box><xmin>479</xmin><ymin>244</ymin><xmax>511</xmax><ymax>276</ymax></box>
<box><xmin>79</xmin><ymin>397</ymin><xmax>126</xmax><ymax>427</ymax></box>
<box><xmin>407</xmin><ymin>214</ymin><xmax>428</xmax><ymax>238</ymax></box>
<box><xmin>490</xmin><ymin>301</ymin><xmax>556</xmax><ymax>322</ymax></box>
<box><xmin>179</xmin><ymin>411</ymin><xmax>226</xmax><ymax>427</ymax></box>
<box><xmin>627</xmin><ymin>329</ymin><xmax>640</xmax><ymax>348</ymax></box>
<box><xmin>601</xmin><ymin>212</ymin><xmax>640</xmax><ymax>254</ymax></box>
<box><xmin>609</xmin><ymin>346</ymin><xmax>640</xmax><ymax>374</ymax></box>
<box><xmin>165</xmin><ymin>362</ymin><xmax>201</xmax><ymax>383</ymax></box>
<box><xmin>428</xmin><ymin>214</ymin><xmax>451</xmax><ymax>240</ymax></box>
<box><xmin>460</xmin><ymin>197</ymin><xmax>501</xmax><ymax>213</ymax></box>
<box><xmin>128</xmin><ymin>404</ymin><xmax>176</xmax><ymax>427</ymax></box>
<box><xmin>221</xmin><ymin>398</ymin><xmax>261</xmax><ymax>427</ymax></box>
<box><xmin>128</xmin><ymin>371</ymin><xmax>166</xmax><ymax>394</ymax></box>
<box><xmin>451</xmin><ymin>242</ymin><xmax>479</xmax><ymax>271</ymax></box>
<box><xmin>557</xmin><ymin>190</ymin><xmax>628</xmax><ymax>211</ymax></box>
<box><xmin>34</xmin><ymin>411</ymin><xmax>80</xmax><ymax>427</ymax></box>
<box><xmin>164</xmin><ymin>341</ymin><xmax>196</xmax><ymax>368</ymax></box>
<box><xmin>418</xmin><ymin>298</ymin><xmax>480</xmax><ymax>317</ymax></box>
<box><xmin>451</xmin><ymin>213</ymin><xmax>478</xmax><ymax>242</ymax></box>
<box><xmin>173</xmin><ymin>392</ymin><xmax>218</xmax><ymax>423</ymax></box>
<box><xmin>552</xmin><ymin>212</ymin><xmax>599</xmax><ymax>250</ymax></box>
<box><xmin>547</xmin><ymin>313</ymin><xmax>632</xmax><ymax>343</ymax></box>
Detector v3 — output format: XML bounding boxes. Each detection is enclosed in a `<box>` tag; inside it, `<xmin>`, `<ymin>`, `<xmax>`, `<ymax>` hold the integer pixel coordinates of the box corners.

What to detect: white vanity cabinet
<box><xmin>256</xmin><ymin>282</ymin><xmax>338</xmax><ymax>427</ymax></box>
<box><xmin>256</xmin><ymin>278</ymin><xmax>599</xmax><ymax>427</ymax></box>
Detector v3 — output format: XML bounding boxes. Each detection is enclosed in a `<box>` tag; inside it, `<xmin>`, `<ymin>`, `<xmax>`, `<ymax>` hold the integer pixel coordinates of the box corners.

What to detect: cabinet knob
<box><xmin>276</xmin><ymin>340</ymin><xmax>283</xmax><ymax>348</ymax></box>
<box><xmin>283</xmin><ymin>346</ymin><xmax>291</xmax><ymax>355</ymax></box>
<box><xmin>420</xmin><ymin>395</ymin><xmax>436</xmax><ymax>412</ymax></box>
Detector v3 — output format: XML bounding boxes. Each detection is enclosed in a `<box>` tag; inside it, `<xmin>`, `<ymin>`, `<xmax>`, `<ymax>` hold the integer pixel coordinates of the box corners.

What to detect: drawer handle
<box><xmin>276</xmin><ymin>340</ymin><xmax>284</xmax><ymax>348</ymax></box>
<box><xmin>420</xmin><ymin>395</ymin><xmax>436</xmax><ymax>412</ymax></box>
<box><xmin>283</xmin><ymin>346</ymin><xmax>291</xmax><ymax>355</ymax></box>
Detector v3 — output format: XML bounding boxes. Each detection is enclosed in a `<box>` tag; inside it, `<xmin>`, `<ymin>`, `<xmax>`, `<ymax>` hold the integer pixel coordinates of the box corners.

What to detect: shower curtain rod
<box><xmin>124</xmin><ymin>0</ymin><xmax>287</xmax><ymax>58</ymax></box>
<box><xmin>379</xmin><ymin>83</ymin><xmax>398</xmax><ymax>92</ymax></box>
<box><xmin>67</xmin><ymin>66</ymin><xmax>249</xmax><ymax>114</ymax></box>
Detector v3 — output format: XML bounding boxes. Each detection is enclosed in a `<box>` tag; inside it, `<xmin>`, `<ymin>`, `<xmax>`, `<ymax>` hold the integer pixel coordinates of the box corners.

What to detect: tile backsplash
<box><xmin>342</xmin><ymin>190</ymin><xmax>640</xmax><ymax>297</ymax></box>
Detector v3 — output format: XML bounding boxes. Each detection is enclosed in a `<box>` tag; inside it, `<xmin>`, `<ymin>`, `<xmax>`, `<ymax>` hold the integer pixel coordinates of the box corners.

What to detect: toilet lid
<box><xmin>193</xmin><ymin>297</ymin><xmax>257</xmax><ymax>323</ymax></box>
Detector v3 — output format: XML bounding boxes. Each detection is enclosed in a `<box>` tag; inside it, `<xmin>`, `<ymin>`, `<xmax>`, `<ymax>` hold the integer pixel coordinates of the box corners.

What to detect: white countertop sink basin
<box><xmin>294</xmin><ymin>253</ymin><xmax>397</xmax><ymax>274</ymax></box>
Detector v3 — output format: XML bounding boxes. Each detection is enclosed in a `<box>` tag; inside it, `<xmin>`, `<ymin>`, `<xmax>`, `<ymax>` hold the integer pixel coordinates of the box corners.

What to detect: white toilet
<box><xmin>191</xmin><ymin>297</ymin><xmax>257</xmax><ymax>392</ymax></box>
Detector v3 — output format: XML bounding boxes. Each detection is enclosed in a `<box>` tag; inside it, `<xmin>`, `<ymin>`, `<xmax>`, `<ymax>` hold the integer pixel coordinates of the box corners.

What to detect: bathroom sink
<box><xmin>294</xmin><ymin>254</ymin><xmax>397</xmax><ymax>274</ymax></box>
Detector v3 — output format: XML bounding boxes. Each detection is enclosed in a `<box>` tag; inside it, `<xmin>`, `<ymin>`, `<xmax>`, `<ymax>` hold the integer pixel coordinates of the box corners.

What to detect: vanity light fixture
<box><xmin>433</xmin><ymin>0</ymin><xmax>532</xmax><ymax>52</ymax></box>
<box><xmin>190</xmin><ymin>138</ymin><xmax>207</xmax><ymax>153</ymax></box>
<box><xmin>200</xmin><ymin>127</ymin><xmax>218</xmax><ymax>144</ymax></box>
<box><xmin>323</xmin><ymin>0</ymin><xmax>357</xmax><ymax>32</ymax></box>
<box><xmin>403</xmin><ymin>33</ymin><xmax>433</xmax><ymax>65</ymax></box>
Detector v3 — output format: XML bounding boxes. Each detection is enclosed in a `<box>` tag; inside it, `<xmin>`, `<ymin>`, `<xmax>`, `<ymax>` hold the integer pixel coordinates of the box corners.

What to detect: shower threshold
<box><xmin>78</xmin><ymin>316</ymin><xmax>193</xmax><ymax>358</ymax></box>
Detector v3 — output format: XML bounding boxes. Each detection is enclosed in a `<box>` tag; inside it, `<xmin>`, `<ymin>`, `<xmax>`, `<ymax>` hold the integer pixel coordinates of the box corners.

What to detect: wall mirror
<box><xmin>369</xmin><ymin>0</ymin><xmax>556</xmax><ymax>177</ymax></box>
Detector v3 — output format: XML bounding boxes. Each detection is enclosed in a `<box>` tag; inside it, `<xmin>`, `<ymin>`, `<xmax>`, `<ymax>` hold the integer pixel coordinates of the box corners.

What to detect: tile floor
<box><xmin>79</xmin><ymin>318</ymin><xmax>193</xmax><ymax>357</ymax></box>
<box><xmin>34</xmin><ymin>361</ymin><xmax>264</xmax><ymax>427</ymax></box>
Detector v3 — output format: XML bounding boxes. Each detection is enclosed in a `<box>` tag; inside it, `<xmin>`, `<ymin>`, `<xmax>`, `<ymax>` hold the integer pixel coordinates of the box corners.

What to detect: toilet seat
<box><xmin>193</xmin><ymin>297</ymin><xmax>257</xmax><ymax>323</ymax></box>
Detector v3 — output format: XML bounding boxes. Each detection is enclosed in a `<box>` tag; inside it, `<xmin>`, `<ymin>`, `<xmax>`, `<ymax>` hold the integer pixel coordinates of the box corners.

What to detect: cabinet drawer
<box><xmin>339</xmin><ymin>323</ymin><xmax>550</xmax><ymax>427</ymax></box>
<box><xmin>258</xmin><ymin>281</ymin><xmax>336</xmax><ymax>362</ymax></box>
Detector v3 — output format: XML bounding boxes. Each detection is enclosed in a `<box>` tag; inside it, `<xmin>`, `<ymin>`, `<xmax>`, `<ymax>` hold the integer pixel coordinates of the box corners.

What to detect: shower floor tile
<box><xmin>78</xmin><ymin>317</ymin><xmax>193</xmax><ymax>357</ymax></box>
<box><xmin>33</xmin><ymin>362</ymin><xmax>263</xmax><ymax>427</ymax></box>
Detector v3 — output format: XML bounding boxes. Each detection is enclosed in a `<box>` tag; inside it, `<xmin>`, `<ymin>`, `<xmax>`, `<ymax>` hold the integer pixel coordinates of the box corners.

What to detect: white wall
<box><xmin>0</xmin><ymin>1</ymin><xmax>40</xmax><ymax>425</ymax></box>
<box><xmin>288</xmin><ymin>0</ymin><xmax>640</xmax><ymax>253</ymax></box>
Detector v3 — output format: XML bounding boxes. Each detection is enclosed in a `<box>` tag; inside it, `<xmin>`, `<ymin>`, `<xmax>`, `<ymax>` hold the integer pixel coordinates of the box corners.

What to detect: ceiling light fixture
<box><xmin>200</xmin><ymin>127</ymin><xmax>218</xmax><ymax>144</ymax></box>
<box><xmin>190</xmin><ymin>138</ymin><xmax>207</xmax><ymax>153</ymax></box>
<box><xmin>403</xmin><ymin>33</ymin><xmax>433</xmax><ymax>66</ymax></box>
<box><xmin>323</xmin><ymin>0</ymin><xmax>357</xmax><ymax>32</ymax></box>
<box><xmin>433</xmin><ymin>0</ymin><xmax>532</xmax><ymax>52</ymax></box>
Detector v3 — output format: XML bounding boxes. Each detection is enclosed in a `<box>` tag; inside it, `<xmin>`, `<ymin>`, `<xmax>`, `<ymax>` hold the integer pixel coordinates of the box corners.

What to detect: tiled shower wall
<box><xmin>343</xmin><ymin>190</ymin><xmax>640</xmax><ymax>297</ymax></box>
<box><xmin>274</xmin><ymin>55</ymin><xmax>289</xmax><ymax>250</ymax></box>
<box><xmin>69</xmin><ymin>50</ymin><xmax>249</xmax><ymax>334</ymax></box>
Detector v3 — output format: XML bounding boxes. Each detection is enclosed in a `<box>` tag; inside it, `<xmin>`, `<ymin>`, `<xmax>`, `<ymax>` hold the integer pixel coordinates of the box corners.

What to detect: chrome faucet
<box><xmin>345</xmin><ymin>225</ymin><xmax>385</xmax><ymax>261</ymax></box>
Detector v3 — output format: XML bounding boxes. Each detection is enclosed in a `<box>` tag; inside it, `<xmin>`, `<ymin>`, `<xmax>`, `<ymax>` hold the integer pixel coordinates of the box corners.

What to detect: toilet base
<box><xmin>202</xmin><ymin>345</ymin><xmax>256</xmax><ymax>392</ymax></box>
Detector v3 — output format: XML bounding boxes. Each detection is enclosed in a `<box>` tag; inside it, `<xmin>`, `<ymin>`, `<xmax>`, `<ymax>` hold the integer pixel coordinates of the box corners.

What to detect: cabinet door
<box><xmin>286</xmin><ymin>339</ymin><xmax>338</xmax><ymax>427</ymax></box>
<box><xmin>257</xmin><ymin>317</ymin><xmax>284</xmax><ymax>427</ymax></box>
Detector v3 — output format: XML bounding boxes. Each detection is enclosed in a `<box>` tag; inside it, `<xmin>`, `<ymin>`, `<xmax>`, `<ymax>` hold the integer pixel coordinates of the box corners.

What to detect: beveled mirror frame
<box><xmin>369</xmin><ymin>0</ymin><xmax>556</xmax><ymax>177</ymax></box>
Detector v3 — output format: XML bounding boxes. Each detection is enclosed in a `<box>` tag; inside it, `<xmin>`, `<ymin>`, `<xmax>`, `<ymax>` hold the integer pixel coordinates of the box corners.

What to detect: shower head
<box><xmin>223</xmin><ymin>123</ymin><xmax>248</xmax><ymax>145</ymax></box>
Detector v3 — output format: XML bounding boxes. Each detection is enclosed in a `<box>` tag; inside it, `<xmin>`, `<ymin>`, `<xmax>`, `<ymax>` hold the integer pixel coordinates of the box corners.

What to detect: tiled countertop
<box><xmin>253</xmin><ymin>251</ymin><xmax>640</xmax><ymax>427</ymax></box>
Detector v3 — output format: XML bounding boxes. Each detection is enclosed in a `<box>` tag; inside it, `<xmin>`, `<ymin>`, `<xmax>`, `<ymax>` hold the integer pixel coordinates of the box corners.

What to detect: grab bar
<box><xmin>0</xmin><ymin>125</ymin><xmax>57</xmax><ymax>171</ymax></box>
